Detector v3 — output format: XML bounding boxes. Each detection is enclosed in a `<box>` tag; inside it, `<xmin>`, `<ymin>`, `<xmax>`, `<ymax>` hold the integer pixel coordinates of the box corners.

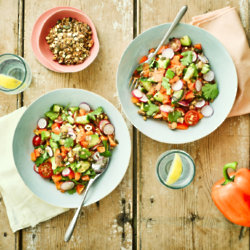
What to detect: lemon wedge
<box><xmin>0</xmin><ymin>74</ymin><xmax>22</xmax><ymax>89</ymax></box>
<box><xmin>166</xmin><ymin>153</ymin><xmax>183</xmax><ymax>185</ymax></box>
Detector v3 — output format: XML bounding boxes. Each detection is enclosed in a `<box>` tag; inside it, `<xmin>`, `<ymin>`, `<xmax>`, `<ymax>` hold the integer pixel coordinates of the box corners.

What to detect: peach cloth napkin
<box><xmin>191</xmin><ymin>7</ymin><xmax>250</xmax><ymax>117</ymax></box>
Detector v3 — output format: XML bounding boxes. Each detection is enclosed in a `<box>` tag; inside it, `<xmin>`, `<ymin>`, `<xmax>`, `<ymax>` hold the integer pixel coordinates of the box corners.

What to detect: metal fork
<box><xmin>129</xmin><ymin>5</ymin><xmax>188</xmax><ymax>90</ymax></box>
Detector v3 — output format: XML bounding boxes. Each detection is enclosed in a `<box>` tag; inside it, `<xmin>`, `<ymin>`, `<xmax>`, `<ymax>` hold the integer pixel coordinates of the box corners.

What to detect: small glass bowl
<box><xmin>0</xmin><ymin>53</ymin><xmax>32</xmax><ymax>94</ymax></box>
<box><xmin>156</xmin><ymin>149</ymin><xmax>196</xmax><ymax>189</ymax></box>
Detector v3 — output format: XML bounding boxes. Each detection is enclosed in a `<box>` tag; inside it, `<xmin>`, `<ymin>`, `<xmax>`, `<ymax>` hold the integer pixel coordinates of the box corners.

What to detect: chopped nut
<box><xmin>45</xmin><ymin>17</ymin><xmax>94</xmax><ymax>65</ymax></box>
<box><xmin>168</xmin><ymin>122</ymin><xmax>177</xmax><ymax>130</ymax></box>
<box><xmin>138</xmin><ymin>110</ymin><xmax>146</xmax><ymax>116</ymax></box>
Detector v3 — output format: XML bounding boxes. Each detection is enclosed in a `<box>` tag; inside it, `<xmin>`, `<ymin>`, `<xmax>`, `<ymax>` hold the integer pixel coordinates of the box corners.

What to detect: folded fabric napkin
<box><xmin>191</xmin><ymin>7</ymin><xmax>250</xmax><ymax>117</ymax></box>
<box><xmin>0</xmin><ymin>108</ymin><xmax>68</xmax><ymax>233</ymax></box>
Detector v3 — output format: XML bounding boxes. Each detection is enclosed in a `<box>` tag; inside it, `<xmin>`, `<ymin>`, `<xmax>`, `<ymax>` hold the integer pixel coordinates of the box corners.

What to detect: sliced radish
<box><xmin>99</xmin><ymin>119</ymin><xmax>110</xmax><ymax>132</ymax></box>
<box><xmin>195</xmin><ymin>99</ymin><xmax>206</xmax><ymax>108</ymax></box>
<box><xmin>103</xmin><ymin>123</ymin><xmax>115</xmax><ymax>135</ymax></box>
<box><xmin>33</xmin><ymin>164</ymin><xmax>39</xmax><ymax>174</ymax></box>
<box><xmin>62</xmin><ymin>168</ymin><xmax>72</xmax><ymax>177</ymax></box>
<box><xmin>203</xmin><ymin>71</ymin><xmax>214</xmax><ymax>82</ymax></box>
<box><xmin>37</xmin><ymin>118</ymin><xmax>48</xmax><ymax>129</ymax></box>
<box><xmin>160</xmin><ymin>105</ymin><xmax>174</xmax><ymax>113</ymax></box>
<box><xmin>178</xmin><ymin>100</ymin><xmax>189</xmax><ymax>107</ymax></box>
<box><xmin>139</xmin><ymin>93</ymin><xmax>149</xmax><ymax>103</ymax></box>
<box><xmin>93</xmin><ymin>152</ymin><xmax>104</xmax><ymax>161</ymax></box>
<box><xmin>45</xmin><ymin>146</ymin><xmax>53</xmax><ymax>157</ymax></box>
<box><xmin>192</xmin><ymin>52</ymin><xmax>197</xmax><ymax>62</ymax></box>
<box><xmin>132</xmin><ymin>89</ymin><xmax>143</xmax><ymax>99</ymax></box>
<box><xmin>195</xmin><ymin>80</ymin><xmax>202</xmax><ymax>91</ymax></box>
<box><xmin>162</xmin><ymin>48</ymin><xmax>174</xmax><ymax>59</ymax></box>
<box><xmin>85</xmin><ymin>124</ymin><xmax>93</xmax><ymax>131</ymax></box>
<box><xmin>172</xmin><ymin>80</ymin><xmax>183</xmax><ymax>91</ymax></box>
<box><xmin>201</xmin><ymin>105</ymin><xmax>214</xmax><ymax>117</ymax></box>
<box><xmin>60</xmin><ymin>181</ymin><xmax>75</xmax><ymax>191</ymax></box>
<box><xmin>79</xmin><ymin>102</ymin><xmax>91</xmax><ymax>112</ymax></box>
<box><xmin>198</xmin><ymin>54</ymin><xmax>208</xmax><ymax>63</ymax></box>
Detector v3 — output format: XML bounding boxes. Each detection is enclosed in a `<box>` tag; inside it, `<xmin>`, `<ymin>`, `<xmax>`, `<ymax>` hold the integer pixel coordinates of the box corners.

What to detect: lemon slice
<box><xmin>0</xmin><ymin>74</ymin><xmax>22</xmax><ymax>89</ymax></box>
<box><xmin>166</xmin><ymin>153</ymin><xmax>183</xmax><ymax>185</ymax></box>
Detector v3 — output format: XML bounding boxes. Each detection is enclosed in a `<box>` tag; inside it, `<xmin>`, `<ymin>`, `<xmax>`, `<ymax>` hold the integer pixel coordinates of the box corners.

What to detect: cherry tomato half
<box><xmin>169</xmin><ymin>38</ymin><xmax>182</xmax><ymax>52</ymax></box>
<box><xmin>32</xmin><ymin>135</ymin><xmax>42</xmax><ymax>147</ymax></box>
<box><xmin>184</xmin><ymin>110</ymin><xmax>199</xmax><ymax>126</ymax></box>
<box><xmin>38</xmin><ymin>162</ymin><xmax>53</xmax><ymax>179</ymax></box>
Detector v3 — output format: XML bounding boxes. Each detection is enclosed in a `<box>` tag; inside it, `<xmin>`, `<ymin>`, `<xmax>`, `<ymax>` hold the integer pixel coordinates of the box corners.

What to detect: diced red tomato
<box><xmin>194</xmin><ymin>44</ymin><xmax>202</xmax><ymax>50</ymax></box>
<box><xmin>184</xmin><ymin>110</ymin><xmax>199</xmax><ymax>126</ymax></box>
<box><xmin>185</xmin><ymin>90</ymin><xmax>195</xmax><ymax>100</ymax></box>
<box><xmin>177</xmin><ymin>123</ymin><xmax>189</xmax><ymax>130</ymax></box>
<box><xmin>38</xmin><ymin>162</ymin><xmax>53</xmax><ymax>179</ymax></box>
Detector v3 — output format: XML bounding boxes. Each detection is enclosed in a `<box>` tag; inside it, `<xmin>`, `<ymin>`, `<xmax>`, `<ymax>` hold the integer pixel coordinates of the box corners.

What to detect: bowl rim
<box><xmin>116</xmin><ymin>22</ymin><xmax>238</xmax><ymax>144</ymax></box>
<box><xmin>12</xmin><ymin>88</ymin><xmax>131</xmax><ymax>208</ymax></box>
<box><xmin>31</xmin><ymin>6</ymin><xmax>100</xmax><ymax>73</ymax></box>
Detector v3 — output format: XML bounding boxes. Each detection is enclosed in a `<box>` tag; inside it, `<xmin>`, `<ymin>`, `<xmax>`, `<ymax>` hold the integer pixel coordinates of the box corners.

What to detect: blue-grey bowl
<box><xmin>13</xmin><ymin>88</ymin><xmax>131</xmax><ymax>208</ymax></box>
<box><xmin>117</xmin><ymin>23</ymin><xmax>237</xmax><ymax>144</ymax></box>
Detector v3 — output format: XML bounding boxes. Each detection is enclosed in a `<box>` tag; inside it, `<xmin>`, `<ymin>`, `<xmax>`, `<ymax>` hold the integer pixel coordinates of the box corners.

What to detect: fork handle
<box><xmin>64</xmin><ymin>178</ymin><xmax>95</xmax><ymax>242</ymax></box>
<box><xmin>152</xmin><ymin>5</ymin><xmax>188</xmax><ymax>57</ymax></box>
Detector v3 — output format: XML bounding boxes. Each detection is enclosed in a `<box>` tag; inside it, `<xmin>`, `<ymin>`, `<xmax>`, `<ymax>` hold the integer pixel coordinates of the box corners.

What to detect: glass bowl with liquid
<box><xmin>0</xmin><ymin>53</ymin><xmax>32</xmax><ymax>94</ymax></box>
<box><xmin>156</xmin><ymin>149</ymin><xmax>195</xmax><ymax>189</ymax></box>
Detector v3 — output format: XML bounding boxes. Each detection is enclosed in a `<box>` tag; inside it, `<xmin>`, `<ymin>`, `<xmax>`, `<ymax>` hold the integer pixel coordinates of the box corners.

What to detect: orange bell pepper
<box><xmin>139</xmin><ymin>55</ymin><xmax>148</xmax><ymax>64</ymax></box>
<box><xmin>76</xmin><ymin>184</ymin><xmax>85</xmax><ymax>194</ymax></box>
<box><xmin>211</xmin><ymin>162</ymin><xmax>250</xmax><ymax>227</ymax></box>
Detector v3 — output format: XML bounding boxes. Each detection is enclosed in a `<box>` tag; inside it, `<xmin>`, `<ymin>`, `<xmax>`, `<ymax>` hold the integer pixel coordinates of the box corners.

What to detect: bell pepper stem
<box><xmin>222</xmin><ymin>162</ymin><xmax>238</xmax><ymax>185</ymax></box>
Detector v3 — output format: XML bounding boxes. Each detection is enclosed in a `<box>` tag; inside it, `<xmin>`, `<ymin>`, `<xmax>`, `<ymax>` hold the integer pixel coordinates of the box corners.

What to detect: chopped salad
<box><xmin>31</xmin><ymin>103</ymin><xmax>117</xmax><ymax>195</ymax></box>
<box><xmin>130</xmin><ymin>35</ymin><xmax>219</xmax><ymax>130</ymax></box>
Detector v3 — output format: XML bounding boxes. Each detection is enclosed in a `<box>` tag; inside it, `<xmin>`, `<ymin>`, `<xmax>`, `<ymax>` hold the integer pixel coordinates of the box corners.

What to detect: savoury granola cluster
<box><xmin>46</xmin><ymin>17</ymin><xmax>94</xmax><ymax>65</ymax></box>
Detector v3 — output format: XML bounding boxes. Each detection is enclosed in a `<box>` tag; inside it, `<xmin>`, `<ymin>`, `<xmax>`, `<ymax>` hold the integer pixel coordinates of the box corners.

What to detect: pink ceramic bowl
<box><xmin>31</xmin><ymin>7</ymin><xmax>99</xmax><ymax>73</ymax></box>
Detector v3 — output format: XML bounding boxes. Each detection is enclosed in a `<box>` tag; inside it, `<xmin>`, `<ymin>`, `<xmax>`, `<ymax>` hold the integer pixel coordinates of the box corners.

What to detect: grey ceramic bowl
<box><xmin>13</xmin><ymin>89</ymin><xmax>131</xmax><ymax>208</ymax></box>
<box><xmin>117</xmin><ymin>23</ymin><xmax>237</xmax><ymax>144</ymax></box>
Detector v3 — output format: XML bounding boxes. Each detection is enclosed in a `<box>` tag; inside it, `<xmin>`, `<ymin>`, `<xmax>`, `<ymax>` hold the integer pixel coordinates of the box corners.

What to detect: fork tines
<box><xmin>129</xmin><ymin>77</ymin><xmax>139</xmax><ymax>90</ymax></box>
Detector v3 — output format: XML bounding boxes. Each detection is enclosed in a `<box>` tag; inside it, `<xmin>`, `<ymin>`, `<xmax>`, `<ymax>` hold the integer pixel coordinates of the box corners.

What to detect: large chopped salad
<box><xmin>31</xmin><ymin>103</ymin><xmax>117</xmax><ymax>195</ymax></box>
<box><xmin>130</xmin><ymin>35</ymin><xmax>219</xmax><ymax>130</ymax></box>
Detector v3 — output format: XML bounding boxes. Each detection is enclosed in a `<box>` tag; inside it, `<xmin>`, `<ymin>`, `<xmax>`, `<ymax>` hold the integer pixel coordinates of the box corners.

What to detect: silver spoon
<box><xmin>141</xmin><ymin>5</ymin><xmax>188</xmax><ymax>65</ymax></box>
<box><xmin>64</xmin><ymin>159</ymin><xmax>109</xmax><ymax>242</ymax></box>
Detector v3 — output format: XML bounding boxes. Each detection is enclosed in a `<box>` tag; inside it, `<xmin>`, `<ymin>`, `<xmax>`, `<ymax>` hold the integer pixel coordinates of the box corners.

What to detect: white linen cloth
<box><xmin>0</xmin><ymin>107</ymin><xmax>68</xmax><ymax>232</ymax></box>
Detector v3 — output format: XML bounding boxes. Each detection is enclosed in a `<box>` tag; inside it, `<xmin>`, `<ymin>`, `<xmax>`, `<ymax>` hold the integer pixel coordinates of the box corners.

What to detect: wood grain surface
<box><xmin>0</xmin><ymin>0</ymin><xmax>249</xmax><ymax>249</ymax></box>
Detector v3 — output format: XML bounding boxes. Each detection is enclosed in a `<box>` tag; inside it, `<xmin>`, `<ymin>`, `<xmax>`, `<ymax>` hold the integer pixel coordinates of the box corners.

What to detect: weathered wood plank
<box><xmin>21</xmin><ymin>0</ymin><xmax>133</xmax><ymax>249</ymax></box>
<box><xmin>0</xmin><ymin>0</ymin><xmax>22</xmax><ymax>249</ymax></box>
<box><xmin>138</xmin><ymin>1</ymin><xmax>250</xmax><ymax>249</ymax></box>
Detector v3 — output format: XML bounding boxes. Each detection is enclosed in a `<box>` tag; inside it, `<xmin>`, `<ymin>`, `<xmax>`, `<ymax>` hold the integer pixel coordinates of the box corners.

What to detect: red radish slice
<box><xmin>93</xmin><ymin>152</ymin><xmax>104</xmax><ymax>161</ymax></box>
<box><xmin>132</xmin><ymin>89</ymin><xmax>143</xmax><ymax>99</ymax></box>
<box><xmin>178</xmin><ymin>100</ymin><xmax>189</xmax><ymax>107</ymax></box>
<box><xmin>33</xmin><ymin>164</ymin><xmax>39</xmax><ymax>174</ymax></box>
<box><xmin>195</xmin><ymin>99</ymin><xmax>206</xmax><ymax>108</ymax></box>
<box><xmin>60</xmin><ymin>181</ymin><xmax>75</xmax><ymax>191</ymax></box>
<box><xmin>139</xmin><ymin>93</ymin><xmax>149</xmax><ymax>103</ymax></box>
<box><xmin>54</xmin><ymin>119</ymin><xmax>63</xmax><ymax>124</ymax></box>
<box><xmin>45</xmin><ymin>146</ymin><xmax>53</xmax><ymax>157</ymax></box>
<box><xmin>195</xmin><ymin>80</ymin><xmax>202</xmax><ymax>91</ymax></box>
<box><xmin>160</xmin><ymin>105</ymin><xmax>174</xmax><ymax>113</ymax></box>
<box><xmin>203</xmin><ymin>71</ymin><xmax>214</xmax><ymax>82</ymax></box>
<box><xmin>172</xmin><ymin>80</ymin><xmax>183</xmax><ymax>91</ymax></box>
<box><xmin>201</xmin><ymin>105</ymin><xmax>214</xmax><ymax>117</ymax></box>
<box><xmin>79</xmin><ymin>102</ymin><xmax>91</xmax><ymax>112</ymax></box>
<box><xmin>62</xmin><ymin>168</ymin><xmax>72</xmax><ymax>177</ymax></box>
<box><xmin>37</xmin><ymin>118</ymin><xmax>48</xmax><ymax>129</ymax></box>
<box><xmin>198</xmin><ymin>54</ymin><xmax>208</xmax><ymax>63</ymax></box>
<box><xmin>92</xmin><ymin>142</ymin><xmax>101</xmax><ymax>151</ymax></box>
<box><xmin>162</xmin><ymin>48</ymin><xmax>174</xmax><ymax>59</ymax></box>
<box><xmin>169</xmin><ymin>38</ymin><xmax>182</xmax><ymax>52</ymax></box>
<box><xmin>192</xmin><ymin>52</ymin><xmax>197</xmax><ymax>62</ymax></box>
<box><xmin>99</xmin><ymin>119</ymin><xmax>110</xmax><ymax>132</ymax></box>
<box><xmin>103</xmin><ymin>123</ymin><xmax>115</xmax><ymax>135</ymax></box>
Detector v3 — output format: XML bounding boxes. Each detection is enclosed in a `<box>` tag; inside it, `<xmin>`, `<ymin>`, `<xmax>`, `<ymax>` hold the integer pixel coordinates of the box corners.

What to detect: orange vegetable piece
<box><xmin>139</xmin><ymin>55</ymin><xmax>148</xmax><ymax>64</ymax></box>
<box><xmin>79</xmin><ymin>109</ymin><xmax>86</xmax><ymax>116</ymax></box>
<box><xmin>76</xmin><ymin>184</ymin><xmax>85</xmax><ymax>194</ymax></box>
<box><xmin>157</xmin><ymin>45</ymin><xmax>167</xmax><ymax>55</ymax></box>
<box><xmin>51</xmin><ymin>123</ymin><xmax>60</xmax><ymax>135</ymax></box>
<box><xmin>184</xmin><ymin>90</ymin><xmax>195</xmax><ymax>100</ymax></box>
<box><xmin>55</xmin><ymin>148</ymin><xmax>61</xmax><ymax>157</ymax></box>
<box><xmin>149</xmin><ymin>48</ymin><xmax>155</xmax><ymax>54</ymax></box>
<box><xmin>55</xmin><ymin>182</ymin><xmax>62</xmax><ymax>190</ymax></box>
<box><xmin>86</xmin><ymin>131</ymin><xmax>93</xmax><ymax>135</ymax></box>
<box><xmin>31</xmin><ymin>152</ymin><xmax>36</xmax><ymax>161</ymax></box>
<box><xmin>108</xmin><ymin>135</ymin><xmax>117</xmax><ymax>147</ymax></box>
<box><xmin>34</xmin><ymin>149</ymin><xmax>40</xmax><ymax>158</ymax></box>
<box><xmin>37</xmin><ymin>129</ymin><xmax>47</xmax><ymax>134</ymax></box>
<box><xmin>100</xmin><ymin>135</ymin><xmax>108</xmax><ymax>141</ymax></box>
<box><xmin>176</xmin><ymin>123</ymin><xmax>189</xmax><ymax>130</ymax></box>
<box><xmin>131</xmin><ymin>96</ymin><xmax>139</xmax><ymax>104</ymax></box>
<box><xmin>170</xmin><ymin>55</ymin><xmax>181</xmax><ymax>66</ymax></box>
<box><xmin>82</xmin><ymin>175</ymin><xmax>90</xmax><ymax>181</ymax></box>
<box><xmin>187</xmin><ymin>82</ymin><xmax>196</xmax><ymax>91</ymax></box>
<box><xmin>68</xmin><ymin>171</ymin><xmax>75</xmax><ymax>180</ymax></box>
<box><xmin>52</xmin><ymin>175</ymin><xmax>62</xmax><ymax>183</ymax></box>
<box><xmin>97</xmin><ymin>146</ymin><xmax>105</xmax><ymax>153</ymax></box>
<box><xmin>194</xmin><ymin>44</ymin><xmax>202</xmax><ymax>50</ymax></box>
<box><xmin>80</xmin><ymin>140</ymin><xmax>89</xmax><ymax>148</ymax></box>
<box><xmin>74</xmin><ymin>172</ymin><xmax>81</xmax><ymax>181</ymax></box>
<box><xmin>169</xmin><ymin>76</ymin><xmax>179</xmax><ymax>84</ymax></box>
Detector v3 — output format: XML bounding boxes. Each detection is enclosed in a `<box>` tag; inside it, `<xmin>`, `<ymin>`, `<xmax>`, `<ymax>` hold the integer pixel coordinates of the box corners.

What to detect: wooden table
<box><xmin>0</xmin><ymin>0</ymin><xmax>249</xmax><ymax>249</ymax></box>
